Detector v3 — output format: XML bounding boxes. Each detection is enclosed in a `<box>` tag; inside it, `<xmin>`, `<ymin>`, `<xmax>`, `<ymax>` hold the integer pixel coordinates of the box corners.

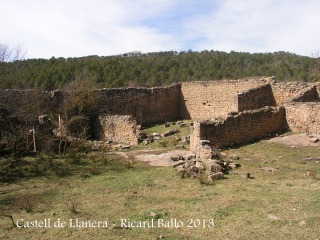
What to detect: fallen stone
<box><xmin>220</xmin><ymin>152</ymin><xmax>227</xmax><ymax>157</ymax></box>
<box><xmin>143</xmin><ymin>138</ymin><xmax>153</xmax><ymax>145</ymax></box>
<box><xmin>175</xmin><ymin>145</ymin><xmax>184</xmax><ymax>149</ymax></box>
<box><xmin>241</xmin><ymin>172</ymin><xmax>251</xmax><ymax>179</ymax></box>
<box><xmin>161</xmin><ymin>129</ymin><xmax>179</xmax><ymax>137</ymax></box>
<box><xmin>170</xmin><ymin>156</ymin><xmax>180</xmax><ymax>161</ymax></box>
<box><xmin>195</xmin><ymin>161</ymin><xmax>202</xmax><ymax>168</ymax></box>
<box><xmin>229</xmin><ymin>154</ymin><xmax>240</xmax><ymax>160</ymax></box>
<box><xmin>199</xmin><ymin>140</ymin><xmax>210</xmax><ymax>145</ymax></box>
<box><xmin>164</xmin><ymin>123</ymin><xmax>170</xmax><ymax>127</ymax></box>
<box><xmin>309</xmin><ymin>138</ymin><xmax>319</xmax><ymax>143</ymax></box>
<box><xmin>113</xmin><ymin>144</ymin><xmax>122</xmax><ymax>150</ymax></box>
<box><xmin>204</xmin><ymin>161</ymin><xmax>222</xmax><ymax>174</ymax></box>
<box><xmin>120</xmin><ymin>145</ymin><xmax>131</xmax><ymax>150</ymax></box>
<box><xmin>229</xmin><ymin>163</ymin><xmax>241</xmax><ymax>168</ymax></box>
<box><xmin>298</xmin><ymin>220</ymin><xmax>306</xmax><ymax>226</ymax></box>
<box><xmin>153</xmin><ymin>133</ymin><xmax>161</xmax><ymax>137</ymax></box>
<box><xmin>172</xmin><ymin>160</ymin><xmax>185</xmax><ymax>167</ymax></box>
<box><xmin>181</xmin><ymin>135</ymin><xmax>190</xmax><ymax>144</ymax></box>
<box><xmin>176</xmin><ymin>165</ymin><xmax>185</xmax><ymax>174</ymax></box>
<box><xmin>91</xmin><ymin>143</ymin><xmax>100</xmax><ymax>150</ymax></box>
<box><xmin>185</xmin><ymin>153</ymin><xmax>196</xmax><ymax>160</ymax></box>
<box><xmin>179</xmin><ymin>123</ymin><xmax>187</xmax><ymax>128</ymax></box>
<box><xmin>189</xmin><ymin>166</ymin><xmax>200</xmax><ymax>175</ymax></box>
<box><xmin>208</xmin><ymin>172</ymin><xmax>224</xmax><ymax>180</ymax></box>
<box><xmin>184</xmin><ymin>159</ymin><xmax>195</xmax><ymax>168</ymax></box>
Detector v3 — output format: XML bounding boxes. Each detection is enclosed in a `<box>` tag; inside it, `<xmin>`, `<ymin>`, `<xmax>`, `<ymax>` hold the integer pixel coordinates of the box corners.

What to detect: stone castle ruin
<box><xmin>0</xmin><ymin>77</ymin><xmax>319</xmax><ymax>152</ymax></box>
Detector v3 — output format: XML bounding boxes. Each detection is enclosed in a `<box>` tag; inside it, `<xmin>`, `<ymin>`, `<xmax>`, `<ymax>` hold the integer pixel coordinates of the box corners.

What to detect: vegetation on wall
<box><xmin>0</xmin><ymin>50</ymin><xmax>320</xmax><ymax>90</ymax></box>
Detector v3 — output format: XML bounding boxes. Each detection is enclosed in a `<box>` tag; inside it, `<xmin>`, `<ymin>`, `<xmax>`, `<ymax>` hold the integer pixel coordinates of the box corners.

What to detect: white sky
<box><xmin>1</xmin><ymin>0</ymin><xmax>320</xmax><ymax>59</ymax></box>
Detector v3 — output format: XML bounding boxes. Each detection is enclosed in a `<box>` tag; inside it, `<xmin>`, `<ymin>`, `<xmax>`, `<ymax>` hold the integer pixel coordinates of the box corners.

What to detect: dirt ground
<box><xmin>266</xmin><ymin>133</ymin><xmax>320</xmax><ymax>147</ymax></box>
<box><xmin>115</xmin><ymin>149</ymin><xmax>192</xmax><ymax>167</ymax></box>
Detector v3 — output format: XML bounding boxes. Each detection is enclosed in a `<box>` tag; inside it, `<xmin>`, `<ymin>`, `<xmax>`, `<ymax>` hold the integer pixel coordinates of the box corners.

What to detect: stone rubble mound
<box><xmin>172</xmin><ymin>140</ymin><xmax>242</xmax><ymax>183</ymax></box>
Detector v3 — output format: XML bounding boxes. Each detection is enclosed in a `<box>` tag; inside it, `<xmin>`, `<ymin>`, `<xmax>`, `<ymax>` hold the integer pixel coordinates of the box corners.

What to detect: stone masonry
<box><xmin>0</xmin><ymin>77</ymin><xmax>319</xmax><ymax>146</ymax></box>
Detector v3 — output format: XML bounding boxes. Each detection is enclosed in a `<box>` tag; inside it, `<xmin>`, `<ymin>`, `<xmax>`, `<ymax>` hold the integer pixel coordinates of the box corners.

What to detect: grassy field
<box><xmin>0</xmin><ymin>135</ymin><xmax>320</xmax><ymax>239</ymax></box>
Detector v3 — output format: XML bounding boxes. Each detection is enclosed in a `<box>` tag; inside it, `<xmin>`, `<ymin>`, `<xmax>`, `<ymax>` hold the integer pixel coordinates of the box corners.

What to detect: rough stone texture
<box><xmin>94</xmin><ymin>84</ymin><xmax>181</xmax><ymax>124</ymax></box>
<box><xmin>0</xmin><ymin>89</ymin><xmax>59</xmax><ymax>121</ymax></box>
<box><xmin>98</xmin><ymin>115</ymin><xmax>140</xmax><ymax>145</ymax></box>
<box><xmin>237</xmin><ymin>84</ymin><xmax>276</xmax><ymax>112</ymax></box>
<box><xmin>179</xmin><ymin>79</ymin><xmax>265</xmax><ymax>120</ymax></box>
<box><xmin>269</xmin><ymin>81</ymin><xmax>313</xmax><ymax>105</ymax></box>
<box><xmin>284</xmin><ymin>102</ymin><xmax>320</xmax><ymax>134</ymax></box>
<box><xmin>190</xmin><ymin>106</ymin><xmax>286</xmax><ymax>150</ymax></box>
<box><xmin>1</xmin><ymin>77</ymin><xmax>319</xmax><ymax>147</ymax></box>
<box><xmin>290</xmin><ymin>85</ymin><xmax>319</xmax><ymax>102</ymax></box>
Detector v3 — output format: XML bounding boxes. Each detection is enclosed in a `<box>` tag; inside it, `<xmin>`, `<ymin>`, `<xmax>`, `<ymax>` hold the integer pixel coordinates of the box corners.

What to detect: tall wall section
<box><xmin>97</xmin><ymin>115</ymin><xmax>140</xmax><ymax>145</ymax></box>
<box><xmin>190</xmin><ymin>106</ymin><xmax>286</xmax><ymax>151</ymax></box>
<box><xmin>284</xmin><ymin>102</ymin><xmax>320</xmax><ymax>134</ymax></box>
<box><xmin>237</xmin><ymin>84</ymin><xmax>276</xmax><ymax>112</ymax></box>
<box><xmin>95</xmin><ymin>84</ymin><xmax>180</xmax><ymax>124</ymax></box>
<box><xmin>179</xmin><ymin>79</ymin><xmax>265</xmax><ymax>120</ymax></box>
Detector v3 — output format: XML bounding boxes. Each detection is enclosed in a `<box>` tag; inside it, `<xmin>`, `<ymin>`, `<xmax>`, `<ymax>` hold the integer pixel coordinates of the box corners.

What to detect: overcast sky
<box><xmin>1</xmin><ymin>0</ymin><xmax>320</xmax><ymax>59</ymax></box>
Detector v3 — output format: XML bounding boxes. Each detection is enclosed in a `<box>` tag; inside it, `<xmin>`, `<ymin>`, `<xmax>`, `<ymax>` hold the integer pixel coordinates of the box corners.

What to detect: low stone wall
<box><xmin>190</xmin><ymin>106</ymin><xmax>285</xmax><ymax>151</ymax></box>
<box><xmin>270</xmin><ymin>81</ymin><xmax>312</xmax><ymax>105</ymax></box>
<box><xmin>290</xmin><ymin>85</ymin><xmax>319</xmax><ymax>102</ymax></box>
<box><xmin>97</xmin><ymin>115</ymin><xmax>140</xmax><ymax>145</ymax></box>
<box><xmin>284</xmin><ymin>102</ymin><xmax>320</xmax><ymax>134</ymax></box>
<box><xmin>237</xmin><ymin>84</ymin><xmax>276</xmax><ymax>112</ymax></box>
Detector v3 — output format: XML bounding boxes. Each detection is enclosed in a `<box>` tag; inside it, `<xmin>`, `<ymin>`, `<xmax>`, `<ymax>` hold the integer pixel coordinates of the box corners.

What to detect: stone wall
<box><xmin>0</xmin><ymin>89</ymin><xmax>58</xmax><ymax>120</ymax></box>
<box><xmin>284</xmin><ymin>102</ymin><xmax>320</xmax><ymax>134</ymax></box>
<box><xmin>94</xmin><ymin>84</ymin><xmax>180</xmax><ymax>124</ymax></box>
<box><xmin>270</xmin><ymin>81</ymin><xmax>312</xmax><ymax>105</ymax></box>
<box><xmin>97</xmin><ymin>115</ymin><xmax>140</xmax><ymax>145</ymax></box>
<box><xmin>190</xmin><ymin>106</ymin><xmax>285</xmax><ymax>151</ymax></box>
<box><xmin>237</xmin><ymin>84</ymin><xmax>276</xmax><ymax>112</ymax></box>
<box><xmin>290</xmin><ymin>85</ymin><xmax>319</xmax><ymax>102</ymax></box>
<box><xmin>179</xmin><ymin>79</ymin><xmax>265</xmax><ymax>120</ymax></box>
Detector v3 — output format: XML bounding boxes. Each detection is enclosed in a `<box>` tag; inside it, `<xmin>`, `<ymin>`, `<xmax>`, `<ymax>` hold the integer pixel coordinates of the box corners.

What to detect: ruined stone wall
<box><xmin>190</xmin><ymin>106</ymin><xmax>285</xmax><ymax>151</ymax></box>
<box><xmin>290</xmin><ymin>85</ymin><xmax>319</xmax><ymax>102</ymax></box>
<box><xmin>179</xmin><ymin>79</ymin><xmax>265</xmax><ymax>120</ymax></box>
<box><xmin>95</xmin><ymin>84</ymin><xmax>180</xmax><ymax>124</ymax></box>
<box><xmin>237</xmin><ymin>84</ymin><xmax>276</xmax><ymax>112</ymax></box>
<box><xmin>97</xmin><ymin>115</ymin><xmax>140</xmax><ymax>145</ymax></box>
<box><xmin>284</xmin><ymin>102</ymin><xmax>320</xmax><ymax>134</ymax></box>
<box><xmin>0</xmin><ymin>89</ymin><xmax>60</xmax><ymax>121</ymax></box>
<box><xmin>270</xmin><ymin>82</ymin><xmax>312</xmax><ymax>105</ymax></box>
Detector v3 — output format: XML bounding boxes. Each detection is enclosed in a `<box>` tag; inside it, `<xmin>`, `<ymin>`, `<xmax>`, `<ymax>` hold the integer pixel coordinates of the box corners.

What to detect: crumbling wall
<box><xmin>95</xmin><ymin>84</ymin><xmax>180</xmax><ymax>124</ymax></box>
<box><xmin>290</xmin><ymin>85</ymin><xmax>319</xmax><ymax>102</ymax></box>
<box><xmin>237</xmin><ymin>84</ymin><xmax>276</xmax><ymax>112</ymax></box>
<box><xmin>98</xmin><ymin>115</ymin><xmax>140</xmax><ymax>145</ymax></box>
<box><xmin>190</xmin><ymin>106</ymin><xmax>285</xmax><ymax>151</ymax></box>
<box><xmin>0</xmin><ymin>89</ymin><xmax>59</xmax><ymax>118</ymax></box>
<box><xmin>270</xmin><ymin>82</ymin><xmax>312</xmax><ymax>105</ymax></box>
<box><xmin>179</xmin><ymin>79</ymin><xmax>265</xmax><ymax>120</ymax></box>
<box><xmin>284</xmin><ymin>102</ymin><xmax>320</xmax><ymax>134</ymax></box>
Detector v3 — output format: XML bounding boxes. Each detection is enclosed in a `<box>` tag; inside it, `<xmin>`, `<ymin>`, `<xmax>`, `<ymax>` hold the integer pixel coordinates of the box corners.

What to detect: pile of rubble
<box><xmin>172</xmin><ymin>140</ymin><xmax>243</xmax><ymax>183</ymax></box>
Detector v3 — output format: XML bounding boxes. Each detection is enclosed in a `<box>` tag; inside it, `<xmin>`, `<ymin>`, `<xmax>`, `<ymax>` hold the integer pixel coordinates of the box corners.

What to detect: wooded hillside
<box><xmin>1</xmin><ymin>50</ymin><xmax>319</xmax><ymax>90</ymax></box>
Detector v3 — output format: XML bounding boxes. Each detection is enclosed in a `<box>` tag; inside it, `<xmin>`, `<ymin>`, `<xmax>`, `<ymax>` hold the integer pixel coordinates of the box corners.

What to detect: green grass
<box><xmin>0</xmin><ymin>138</ymin><xmax>320</xmax><ymax>239</ymax></box>
<box><xmin>134</xmin><ymin>120</ymin><xmax>192</xmax><ymax>150</ymax></box>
